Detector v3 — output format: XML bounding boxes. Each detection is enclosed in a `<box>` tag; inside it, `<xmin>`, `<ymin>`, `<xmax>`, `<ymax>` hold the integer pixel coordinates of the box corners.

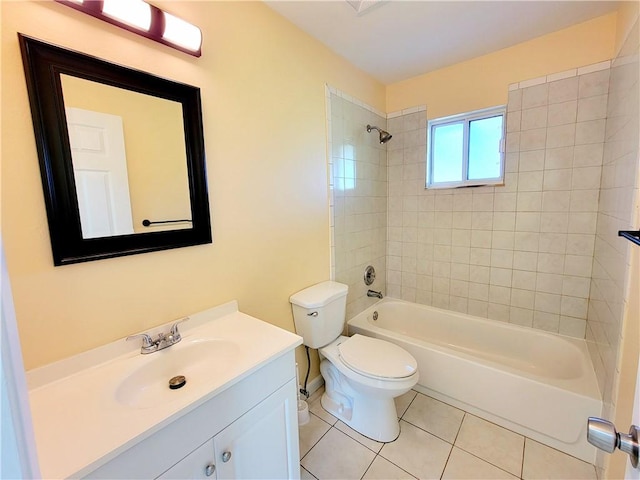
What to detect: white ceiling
<box><xmin>264</xmin><ymin>1</ymin><xmax>621</xmax><ymax>84</ymax></box>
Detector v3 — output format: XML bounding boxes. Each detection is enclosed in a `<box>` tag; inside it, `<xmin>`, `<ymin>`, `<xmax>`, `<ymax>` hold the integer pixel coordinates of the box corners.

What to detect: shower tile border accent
<box><xmin>326</xmin><ymin>84</ymin><xmax>386</xmax><ymax>119</ymax></box>
<box><xmin>387</xmin><ymin>105</ymin><xmax>427</xmax><ymax>119</ymax></box>
<box><xmin>508</xmin><ymin>60</ymin><xmax>612</xmax><ymax>91</ymax></box>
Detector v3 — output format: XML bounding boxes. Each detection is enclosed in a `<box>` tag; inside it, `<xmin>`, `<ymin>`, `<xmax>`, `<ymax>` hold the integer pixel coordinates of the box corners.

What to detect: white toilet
<box><xmin>290</xmin><ymin>281</ymin><xmax>419</xmax><ymax>442</ymax></box>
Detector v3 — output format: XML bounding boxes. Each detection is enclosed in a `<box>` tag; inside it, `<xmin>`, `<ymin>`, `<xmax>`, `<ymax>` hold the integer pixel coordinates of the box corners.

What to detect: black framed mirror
<box><xmin>19</xmin><ymin>34</ymin><xmax>212</xmax><ymax>266</ymax></box>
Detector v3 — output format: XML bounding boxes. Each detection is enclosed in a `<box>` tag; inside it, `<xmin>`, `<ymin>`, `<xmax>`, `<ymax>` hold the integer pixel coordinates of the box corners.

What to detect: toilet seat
<box><xmin>338</xmin><ymin>334</ymin><xmax>417</xmax><ymax>380</ymax></box>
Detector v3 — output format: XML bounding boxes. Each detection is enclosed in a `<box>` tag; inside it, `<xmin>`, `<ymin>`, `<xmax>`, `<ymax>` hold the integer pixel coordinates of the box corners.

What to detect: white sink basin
<box><xmin>27</xmin><ymin>301</ymin><xmax>303</xmax><ymax>479</ymax></box>
<box><xmin>115</xmin><ymin>339</ymin><xmax>240</xmax><ymax>408</ymax></box>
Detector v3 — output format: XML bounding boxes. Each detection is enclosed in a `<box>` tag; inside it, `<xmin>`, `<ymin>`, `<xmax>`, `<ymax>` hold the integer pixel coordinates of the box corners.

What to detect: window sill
<box><xmin>426</xmin><ymin>180</ymin><xmax>505</xmax><ymax>190</ymax></box>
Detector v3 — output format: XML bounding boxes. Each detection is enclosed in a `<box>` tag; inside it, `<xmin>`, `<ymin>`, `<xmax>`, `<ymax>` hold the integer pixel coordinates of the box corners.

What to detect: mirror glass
<box><xmin>60</xmin><ymin>75</ymin><xmax>191</xmax><ymax>238</ymax></box>
<box><xmin>19</xmin><ymin>34</ymin><xmax>212</xmax><ymax>265</ymax></box>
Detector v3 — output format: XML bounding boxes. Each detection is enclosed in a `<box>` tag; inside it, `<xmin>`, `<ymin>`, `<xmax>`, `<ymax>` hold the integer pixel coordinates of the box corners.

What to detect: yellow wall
<box><xmin>614</xmin><ymin>0</ymin><xmax>640</xmax><ymax>55</ymax></box>
<box><xmin>0</xmin><ymin>1</ymin><xmax>628</xmax><ymax>380</ymax></box>
<box><xmin>1</xmin><ymin>0</ymin><xmax>384</xmax><ymax>370</ymax></box>
<box><xmin>386</xmin><ymin>13</ymin><xmax>618</xmax><ymax>119</ymax></box>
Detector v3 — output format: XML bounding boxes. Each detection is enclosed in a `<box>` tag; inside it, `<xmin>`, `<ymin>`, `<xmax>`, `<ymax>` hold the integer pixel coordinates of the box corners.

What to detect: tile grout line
<box><xmin>374</xmin><ymin>392</ymin><xmax>422</xmax><ymax>479</ymax></box>
<box><xmin>358</xmin><ymin>451</ymin><xmax>377</xmax><ymax>480</ymax></box>
<box><xmin>359</xmin><ymin>391</ymin><xmax>422</xmax><ymax>479</ymax></box>
<box><xmin>373</xmin><ymin>428</ymin><xmax>419</xmax><ymax>480</ymax></box>
<box><xmin>300</xmin><ymin>465</ymin><xmax>318</xmax><ymax>480</ymax></box>
<box><xmin>401</xmin><ymin>416</ymin><xmax>457</xmax><ymax>445</ymax></box>
<box><xmin>452</xmin><ymin>411</ymin><xmax>466</xmax><ymax>445</ymax></box>
<box><xmin>301</xmin><ymin>389</ymin><xmax>596</xmax><ymax>479</ymax></box>
<box><xmin>374</xmin><ymin>452</ymin><xmax>419</xmax><ymax>480</ymax></box>
<box><xmin>451</xmin><ymin>443</ymin><xmax>525</xmax><ymax>480</ymax></box>
<box><xmin>520</xmin><ymin>437</ymin><xmax>527</xmax><ymax>479</ymax></box>
<box><xmin>299</xmin><ymin>412</ymin><xmax>334</xmax><ymax>463</ymax></box>
<box><xmin>438</xmin><ymin>439</ymin><xmax>456</xmax><ymax>480</ymax></box>
<box><xmin>455</xmin><ymin>412</ymin><xmax>528</xmax><ymax>479</ymax></box>
<box><xmin>436</xmin><ymin>411</ymin><xmax>467</xmax><ymax>479</ymax></box>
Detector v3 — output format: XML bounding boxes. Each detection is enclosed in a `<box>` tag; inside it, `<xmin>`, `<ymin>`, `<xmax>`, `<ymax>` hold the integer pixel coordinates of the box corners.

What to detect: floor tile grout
<box><xmin>439</xmin><ymin>442</ymin><xmax>456</xmax><ymax>480</ymax></box>
<box><xmin>449</xmin><ymin>444</ymin><xmax>523</xmax><ymax>480</ymax></box>
<box><xmin>397</xmin><ymin>408</ymin><xmax>520</xmax><ymax>480</ymax></box>
<box><xmin>300</xmin><ymin>389</ymin><xmax>596</xmax><ymax>480</ymax></box>
<box><xmin>299</xmin><ymin>415</ymin><xmax>331</xmax><ymax>461</ymax></box>
<box><xmin>520</xmin><ymin>436</ymin><xmax>527</xmax><ymax>478</ymax></box>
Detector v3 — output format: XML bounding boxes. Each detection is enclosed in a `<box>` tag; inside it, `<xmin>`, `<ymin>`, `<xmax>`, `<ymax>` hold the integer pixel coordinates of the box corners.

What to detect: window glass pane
<box><xmin>431</xmin><ymin>122</ymin><xmax>463</xmax><ymax>183</ymax></box>
<box><xmin>468</xmin><ymin>115</ymin><xmax>503</xmax><ymax>180</ymax></box>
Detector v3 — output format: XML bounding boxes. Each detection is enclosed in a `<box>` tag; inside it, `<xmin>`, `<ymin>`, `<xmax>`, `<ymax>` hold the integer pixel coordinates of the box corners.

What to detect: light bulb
<box><xmin>162</xmin><ymin>12</ymin><xmax>202</xmax><ymax>52</ymax></box>
<box><xmin>102</xmin><ymin>0</ymin><xmax>152</xmax><ymax>31</ymax></box>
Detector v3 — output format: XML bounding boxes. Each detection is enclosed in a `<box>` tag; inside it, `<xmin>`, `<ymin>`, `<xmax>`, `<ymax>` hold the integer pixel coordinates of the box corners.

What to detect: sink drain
<box><xmin>169</xmin><ymin>375</ymin><xmax>187</xmax><ymax>390</ymax></box>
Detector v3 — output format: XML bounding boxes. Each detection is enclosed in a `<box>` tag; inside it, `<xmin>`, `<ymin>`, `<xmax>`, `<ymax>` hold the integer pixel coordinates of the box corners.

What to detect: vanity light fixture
<box><xmin>55</xmin><ymin>0</ymin><xmax>202</xmax><ymax>57</ymax></box>
<box><xmin>102</xmin><ymin>0</ymin><xmax>152</xmax><ymax>31</ymax></box>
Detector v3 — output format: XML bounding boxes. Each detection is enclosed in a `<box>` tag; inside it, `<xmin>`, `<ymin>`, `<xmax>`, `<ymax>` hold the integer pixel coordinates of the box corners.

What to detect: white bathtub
<box><xmin>347</xmin><ymin>298</ymin><xmax>602</xmax><ymax>463</ymax></box>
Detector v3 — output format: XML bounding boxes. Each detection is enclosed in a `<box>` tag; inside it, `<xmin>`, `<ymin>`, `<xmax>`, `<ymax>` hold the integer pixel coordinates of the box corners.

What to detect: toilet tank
<box><xmin>289</xmin><ymin>281</ymin><xmax>348</xmax><ymax>349</ymax></box>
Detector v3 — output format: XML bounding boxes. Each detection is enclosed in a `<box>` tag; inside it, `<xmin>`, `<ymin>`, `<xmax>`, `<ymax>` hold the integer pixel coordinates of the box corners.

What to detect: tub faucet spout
<box><xmin>367</xmin><ymin>289</ymin><xmax>383</xmax><ymax>299</ymax></box>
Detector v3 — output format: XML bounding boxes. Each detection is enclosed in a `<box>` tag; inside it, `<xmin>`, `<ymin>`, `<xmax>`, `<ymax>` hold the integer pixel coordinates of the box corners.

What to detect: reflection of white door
<box><xmin>65</xmin><ymin>107</ymin><xmax>134</xmax><ymax>238</ymax></box>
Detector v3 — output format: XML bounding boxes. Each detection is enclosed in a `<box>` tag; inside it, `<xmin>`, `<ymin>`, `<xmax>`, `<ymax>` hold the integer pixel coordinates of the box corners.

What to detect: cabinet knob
<box><xmin>222</xmin><ymin>451</ymin><xmax>232</xmax><ymax>463</ymax></box>
<box><xmin>205</xmin><ymin>463</ymin><xmax>216</xmax><ymax>477</ymax></box>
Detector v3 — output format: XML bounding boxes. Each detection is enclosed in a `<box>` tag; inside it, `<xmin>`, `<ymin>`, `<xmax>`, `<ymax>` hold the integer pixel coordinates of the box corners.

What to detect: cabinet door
<box><xmin>213</xmin><ymin>379</ymin><xmax>300</xmax><ymax>480</ymax></box>
<box><xmin>157</xmin><ymin>440</ymin><xmax>216</xmax><ymax>479</ymax></box>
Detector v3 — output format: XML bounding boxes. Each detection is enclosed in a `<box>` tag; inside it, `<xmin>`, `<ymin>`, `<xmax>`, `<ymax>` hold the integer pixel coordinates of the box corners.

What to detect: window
<box><xmin>427</xmin><ymin>106</ymin><xmax>505</xmax><ymax>189</ymax></box>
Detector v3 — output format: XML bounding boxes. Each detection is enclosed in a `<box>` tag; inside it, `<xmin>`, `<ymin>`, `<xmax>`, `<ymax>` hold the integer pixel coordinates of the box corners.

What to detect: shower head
<box><xmin>366</xmin><ymin>124</ymin><xmax>393</xmax><ymax>144</ymax></box>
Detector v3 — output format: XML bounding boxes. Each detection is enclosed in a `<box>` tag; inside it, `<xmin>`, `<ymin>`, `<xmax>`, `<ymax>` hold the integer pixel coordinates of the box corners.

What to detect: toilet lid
<box><xmin>338</xmin><ymin>335</ymin><xmax>417</xmax><ymax>379</ymax></box>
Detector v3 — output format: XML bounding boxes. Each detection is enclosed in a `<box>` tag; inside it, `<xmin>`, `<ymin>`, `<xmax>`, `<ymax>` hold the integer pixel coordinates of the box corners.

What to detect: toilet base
<box><xmin>320</xmin><ymin>389</ymin><xmax>400</xmax><ymax>442</ymax></box>
<box><xmin>320</xmin><ymin>359</ymin><xmax>407</xmax><ymax>443</ymax></box>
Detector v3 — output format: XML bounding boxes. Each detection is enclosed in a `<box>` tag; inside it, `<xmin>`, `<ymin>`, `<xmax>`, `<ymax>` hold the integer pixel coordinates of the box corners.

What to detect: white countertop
<box><xmin>27</xmin><ymin>301</ymin><xmax>302</xmax><ymax>479</ymax></box>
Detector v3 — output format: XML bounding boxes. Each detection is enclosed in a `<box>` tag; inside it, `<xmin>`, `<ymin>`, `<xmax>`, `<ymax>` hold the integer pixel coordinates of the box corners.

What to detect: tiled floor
<box><xmin>299</xmin><ymin>389</ymin><xmax>597</xmax><ymax>480</ymax></box>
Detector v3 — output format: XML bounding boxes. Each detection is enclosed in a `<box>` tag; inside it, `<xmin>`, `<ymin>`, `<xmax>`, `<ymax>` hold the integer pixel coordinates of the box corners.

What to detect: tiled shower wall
<box><xmin>587</xmin><ymin>16</ymin><xmax>639</xmax><ymax>421</ymax></box>
<box><xmin>328</xmin><ymin>44</ymin><xmax>639</xmax><ymax>474</ymax></box>
<box><xmin>329</xmin><ymin>54</ymin><xmax>637</xmax><ymax>351</ymax></box>
<box><xmin>386</xmin><ymin>64</ymin><xmax>614</xmax><ymax>339</ymax></box>
<box><xmin>328</xmin><ymin>88</ymin><xmax>387</xmax><ymax>319</ymax></box>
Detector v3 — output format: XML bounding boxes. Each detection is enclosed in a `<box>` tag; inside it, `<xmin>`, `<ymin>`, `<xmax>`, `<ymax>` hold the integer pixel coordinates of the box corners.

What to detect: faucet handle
<box><xmin>126</xmin><ymin>333</ymin><xmax>154</xmax><ymax>349</ymax></box>
<box><xmin>169</xmin><ymin>317</ymin><xmax>189</xmax><ymax>341</ymax></box>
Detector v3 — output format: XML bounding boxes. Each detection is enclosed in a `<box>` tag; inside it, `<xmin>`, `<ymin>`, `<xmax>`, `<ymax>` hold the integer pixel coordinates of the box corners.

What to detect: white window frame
<box><xmin>426</xmin><ymin>105</ymin><xmax>506</xmax><ymax>189</ymax></box>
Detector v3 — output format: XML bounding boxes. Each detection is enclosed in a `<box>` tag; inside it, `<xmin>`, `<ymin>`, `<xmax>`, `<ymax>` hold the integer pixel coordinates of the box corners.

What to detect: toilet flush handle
<box><xmin>307</xmin><ymin>311</ymin><xmax>318</xmax><ymax>317</ymax></box>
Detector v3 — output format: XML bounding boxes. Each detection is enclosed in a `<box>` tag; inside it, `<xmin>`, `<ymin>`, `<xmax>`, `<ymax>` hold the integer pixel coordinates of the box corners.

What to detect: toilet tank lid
<box><xmin>289</xmin><ymin>281</ymin><xmax>348</xmax><ymax>308</ymax></box>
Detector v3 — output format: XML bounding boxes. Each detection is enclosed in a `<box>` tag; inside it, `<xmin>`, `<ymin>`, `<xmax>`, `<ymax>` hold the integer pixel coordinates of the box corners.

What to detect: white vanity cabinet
<box><xmin>28</xmin><ymin>303</ymin><xmax>303</xmax><ymax>479</ymax></box>
<box><xmin>157</xmin><ymin>440</ymin><xmax>216</xmax><ymax>479</ymax></box>
<box><xmin>159</xmin><ymin>379</ymin><xmax>297</xmax><ymax>479</ymax></box>
<box><xmin>83</xmin><ymin>351</ymin><xmax>300</xmax><ymax>479</ymax></box>
<box><xmin>211</xmin><ymin>380</ymin><xmax>298</xmax><ymax>480</ymax></box>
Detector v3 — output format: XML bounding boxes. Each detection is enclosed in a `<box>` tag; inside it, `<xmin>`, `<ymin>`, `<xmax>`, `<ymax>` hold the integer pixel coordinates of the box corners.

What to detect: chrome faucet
<box><xmin>367</xmin><ymin>289</ymin><xmax>383</xmax><ymax>299</ymax></box>
<box><xmin>127</xmin><ymin>317</ymin><xmax>189</xmax><ymax>354</ymax></box>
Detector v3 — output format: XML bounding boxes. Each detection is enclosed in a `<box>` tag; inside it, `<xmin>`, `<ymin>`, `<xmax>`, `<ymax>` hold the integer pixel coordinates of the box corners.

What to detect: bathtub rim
<box><xmin>347</xmin><ymin>297</ymin><xmax>601</xmax><ymax>401</ymax></box>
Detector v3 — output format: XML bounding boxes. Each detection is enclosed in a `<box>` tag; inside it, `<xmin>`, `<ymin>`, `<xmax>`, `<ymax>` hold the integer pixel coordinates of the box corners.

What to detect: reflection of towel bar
<box><xmin>142</xmin><ymin>219</ymin><xmax>192</xmax><ymax>227</ymax></box>
<box><xmin>619</xmin><ymin>230</ymin><xmax>640</xmax><ymax>246</ymax></box>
